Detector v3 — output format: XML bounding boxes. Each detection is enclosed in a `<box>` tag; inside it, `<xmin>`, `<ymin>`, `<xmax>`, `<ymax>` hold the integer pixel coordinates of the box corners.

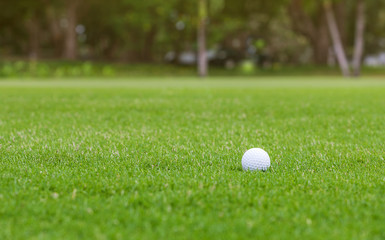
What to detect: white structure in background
<box><xmin>165</xmin><ymin>50</ymin><xmax>217</xmax><ymax>65</ymax></box>
<box><xmin>364</xmin><ymin>52</ymin><xmax>385</xmax><ymax>66</ymax></box>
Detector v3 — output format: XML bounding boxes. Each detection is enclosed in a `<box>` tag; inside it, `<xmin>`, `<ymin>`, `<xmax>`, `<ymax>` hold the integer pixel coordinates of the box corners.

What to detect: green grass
<box><xmin>1</xmin><ymin>78</ymin><xmax>385</xmax><ymax>240</ymax></box>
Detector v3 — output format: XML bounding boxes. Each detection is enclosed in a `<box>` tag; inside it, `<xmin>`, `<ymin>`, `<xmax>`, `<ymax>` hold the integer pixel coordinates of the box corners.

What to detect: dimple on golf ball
<box><xmin>242</xmin><ymin>148</ymin><xmax>270</xmax><ymax>171</ymax></box>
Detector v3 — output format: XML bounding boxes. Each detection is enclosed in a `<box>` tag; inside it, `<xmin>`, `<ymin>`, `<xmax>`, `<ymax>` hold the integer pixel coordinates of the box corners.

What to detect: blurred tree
<box><xmin>80</xmin><ymin>0</ymin><xmax>128</xmax><ymax>60</ymax></box>
<box><xmin>24</xmin><ymin>12</ymin><xmax>40</xmax><ymax>60</ymax></box>
<box><xmin>81</xmin><ymin>0</ymin><xmax>183</xmax><ymax>61</ymax></box>
<box><xmin>0</xmin><ymin>0</ymin><xmax>45</xmax><ymax>60</ymax></box>
<box><xmin>287</xmin><ymin>0</ymin><xmax>330</xmax><ymax>65</ymax></box>
<box><xmin>44</xmin><ymin>1</ymin><xmax>64</xmax><ymax>58</ymax></box>
<box><xmin>202</xmin><ymin>0</ymin><xmax>287</xmax><ymax>69</ymax></box>
<box><xmin>324</xmin><ymin>0</ymin><xmax>350</xmax><ymax>76</ymax></box>
<box><xmin>63</xmin><ymin>0</ymin><xmax>81</xmax><ymax>60</ymax></box>
<box><xmin>352</xmin><ymin>0</ymin><xmax>365</xmax><ymax>76</ymax></box>
<box><xmin>123</xmin><ymin>0</ymin><xmax>175</xmax><ymax>61</ymax></box>
<box><xmin>197</xmin><ymin>0</ymin><xmax>228</xmax><ymax>77</ymax></box>
<box><xmin>287</xmin><ymin>0</ymin><xmax>369</xmax><ymax>76</ymax></box>
<box><xmin>197</xmin><ymin>0</ymin><xmax>208</xmax><ymax>77</ymax></box>
<box><xmin>365</xmin><ymin>2</ymin><xmax>385</xmax><ymax>55</ymax></box>
<box><xmin>322</xmin><ymin>0</ymin><xmax>367</xmax><ymax>77</ymax></box>
<box><xmin>162</xmin><ymin>1</ymin><xmax>196</xmax><ymax>63</ymax></box>
<box><xmin>0</xmin><ymin>0</ymin><xmax>383</xmax><ymax>74</ymax></box>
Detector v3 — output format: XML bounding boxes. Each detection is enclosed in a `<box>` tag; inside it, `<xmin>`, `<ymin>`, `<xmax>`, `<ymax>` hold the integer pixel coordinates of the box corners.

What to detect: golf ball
<box><xmin>242</xmin><ymin>148</ymin><xmax>270</xmax><ymax>171</ymax></box>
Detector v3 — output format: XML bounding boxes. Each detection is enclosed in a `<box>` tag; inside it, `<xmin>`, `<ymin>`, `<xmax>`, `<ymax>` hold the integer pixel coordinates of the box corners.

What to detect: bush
<box><xmin>0</xmin><ymin>61</ymin><xmax>117</xmax><ymax>78</ymax></box>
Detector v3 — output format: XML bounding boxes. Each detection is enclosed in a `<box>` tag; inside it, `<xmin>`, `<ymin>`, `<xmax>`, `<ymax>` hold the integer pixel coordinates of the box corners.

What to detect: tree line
<box><xmin>0</xmin><ymin>0</ymin><xmax>384</xmax><ymax>76</ymax></box>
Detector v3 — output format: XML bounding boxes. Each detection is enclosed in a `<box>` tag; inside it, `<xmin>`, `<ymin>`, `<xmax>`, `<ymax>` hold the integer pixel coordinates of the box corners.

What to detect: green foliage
<box><xmin>239</xmin><ymin>60</ymin><xmax>256</xmax><ymax>74</ymax></box>
<box><xmin>209</xmin><ymin>0</ymin><xmax>225</xmax><ymax>14</ymax></box>
<box><xmin>1</xmin><ymin>0</ymin><xmax>385</xmax><ymax>69</ymax></box>
<box><xmin>1</xmin><ymin>61</ymin><xmax>384</xmax><ymax>78</ymax></box>
<box><xmin>0</xmin><ymin>61</ymin><xmax>116</xmax><ymax>78</ymax></box>
<box><xmin>1</xmin><ymin>79</ymin><xmax>385</xmax><ymax>239</ymax></box>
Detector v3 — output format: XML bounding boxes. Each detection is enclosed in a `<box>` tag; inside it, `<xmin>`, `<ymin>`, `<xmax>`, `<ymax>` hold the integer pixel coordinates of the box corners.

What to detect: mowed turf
<box><xmin>0</xmin><ymin>78</ymin><xmax>385</xmax><ymax>240</ymax></box>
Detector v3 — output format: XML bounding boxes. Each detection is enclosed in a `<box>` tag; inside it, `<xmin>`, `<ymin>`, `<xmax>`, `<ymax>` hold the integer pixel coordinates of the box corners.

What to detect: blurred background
<box><xmin>0</xmin><ymin>0</ymin><xmax>385</xmax><ymax>78</ymax></box>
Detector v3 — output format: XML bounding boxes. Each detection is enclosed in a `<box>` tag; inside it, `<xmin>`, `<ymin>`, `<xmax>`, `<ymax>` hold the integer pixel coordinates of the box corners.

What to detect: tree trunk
<box><xmin>63</xmin><ymin>0</ymin><xmax>79</xmax><ymax>60</ymax></box>
<box><xmin>334</xmin><ymin>0</ymin><xmax>348</xmax><ymax>49</ymax></box>
<box><xmin>352</xmin><ymin>0</ymin><xmax>366</xmax><ymax>77</ymax></box>
<box><xmin>324</xmin><ymin>2</ymin><xmax>351</xmax><ymax>77</ymax></box>
<box><xmin>25</xmin><ymin>15</ymin><xmax>40</xmax><ymax>60</ymax></box>
<box><xmin>197</xmin><ymin>0</ymin><xmax>208</xmax><ymax>78</ymax></box>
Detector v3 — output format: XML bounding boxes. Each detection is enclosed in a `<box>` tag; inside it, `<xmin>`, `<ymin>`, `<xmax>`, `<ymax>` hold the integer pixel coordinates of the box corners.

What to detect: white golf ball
<box><xmin>242</xmin><ymin>148</ymin><xmax>270</xmax><ymax>171</ymax></box>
